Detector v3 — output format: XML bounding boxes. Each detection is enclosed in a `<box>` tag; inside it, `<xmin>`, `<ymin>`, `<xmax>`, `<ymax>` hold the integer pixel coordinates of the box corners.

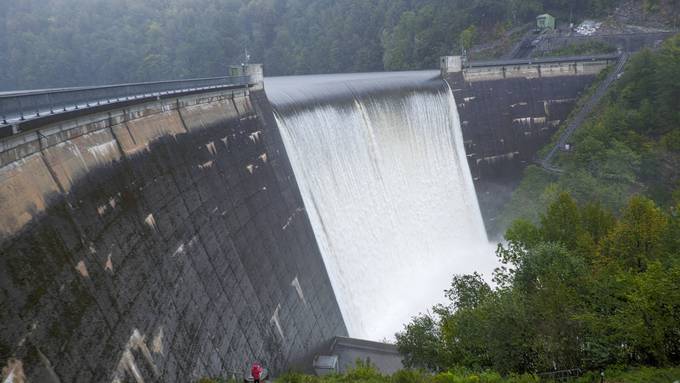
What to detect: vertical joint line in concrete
<box><xmin>175</xmin><ymin>98</ymin><xmax>190</xmax><ymax>133</ymax></box>
<box><xmin>121</xmin><ymin>109</ymin><xmax>138</xmax><ymax>146</ymax></box>
<box><xmin>108</xmin><ymin>112</ymin><xmax>127</xmax><ymax>157</ymax></box>
<box><xmin>35</xmin><ymin>132</ymin><xmax>67</xmax><ymax>195</ymax></box>
<box><xmin>231</xmin><ymin>97</ymin><xmax>242</xmax><ymax>121</ymax></box>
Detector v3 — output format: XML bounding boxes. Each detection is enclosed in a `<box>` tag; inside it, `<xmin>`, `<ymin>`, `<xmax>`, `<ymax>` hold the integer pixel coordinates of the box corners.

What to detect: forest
<box><xmin>1</xmin><ymin>0</ymin><xmax>622</xmax><ymax>90</ymax></box>
<box><xmin>397</xmin><ymin>193</ymin><xmax>680</xmax><ymax>375</ymax></box>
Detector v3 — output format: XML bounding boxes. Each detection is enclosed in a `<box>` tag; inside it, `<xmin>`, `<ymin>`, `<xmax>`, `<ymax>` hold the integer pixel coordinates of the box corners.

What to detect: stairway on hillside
<box><xmin>540</xmin><ymin>52</ymin><xmax>629</xmax><ymax>171</ymax></box>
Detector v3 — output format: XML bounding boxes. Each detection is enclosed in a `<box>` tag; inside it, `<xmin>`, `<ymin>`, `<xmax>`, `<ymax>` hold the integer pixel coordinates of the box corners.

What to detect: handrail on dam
<box><xmin>466</xmin><ymin>53</ymin><xmax>620</xmax><ymax>68</ymax></box>
<box><xmin>0</xmin><ymin>73</ymin><xmax>258</xmax><ymax>129</ymax></box>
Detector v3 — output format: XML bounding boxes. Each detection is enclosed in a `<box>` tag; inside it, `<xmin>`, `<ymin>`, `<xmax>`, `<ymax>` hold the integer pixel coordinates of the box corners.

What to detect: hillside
<box><xmin>0</xmin><ymin>0</ymin><xmax>639</xmax><ymax>90</ymax></box>
<box><xmin>499</xmin><ymin>33</ymin><xmax>680</xmax><ymax>229</ymax></box>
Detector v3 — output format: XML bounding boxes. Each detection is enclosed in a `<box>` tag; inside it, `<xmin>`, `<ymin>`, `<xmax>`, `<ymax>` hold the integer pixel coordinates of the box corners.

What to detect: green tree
<box><xmin>396</xmin><ymin>312</ymin><xmax>448</xmax><ymax>371</ymax></box>
<box><xmin>600</xmin><ymin>196</ymin><xmax>669</xmax><ymax>271</ymax></box>
<box><xmin>459</xmin><ymin>25</ymin><xmax>476</xmax><ymax>52</ymax></box>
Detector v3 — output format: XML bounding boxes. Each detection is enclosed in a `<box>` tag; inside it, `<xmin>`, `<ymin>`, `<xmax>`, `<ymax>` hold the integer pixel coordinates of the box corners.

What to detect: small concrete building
<box><xmin>440</xmin><ymin>56</ymin><xmax>463</xmax><ymax>76</ymax></box>
<box><xmin>537</xmin><ymin>13</ymin><xmax>556</xmax><ymax>30</ymax></box>
<box><xmin>314</xmin><ymin>337</ymin><xmax>404</xmax><ymax>375</ymax></box>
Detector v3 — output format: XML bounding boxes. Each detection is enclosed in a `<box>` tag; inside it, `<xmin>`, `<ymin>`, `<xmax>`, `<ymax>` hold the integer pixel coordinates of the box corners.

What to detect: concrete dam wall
<box><xmin>444</xmin><ymin>56</ymin><xmax>615</xmax><ymax>234</ymax></box>
<box><xmin>0</xmin><ymin>86</ymin><xmax>346</xmax><ymax>381</ymax></box>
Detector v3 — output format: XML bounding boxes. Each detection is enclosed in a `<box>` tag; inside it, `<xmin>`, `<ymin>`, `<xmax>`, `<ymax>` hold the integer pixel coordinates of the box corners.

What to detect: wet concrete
<box><xmin>0</xmin><ymin>88</ymin><xmax>346</xmax><ymax>382</ymax></box>
<box><xmin>447</xmin><ymin>69</ymin><xmax>603</xmax><ymax>235</ymax></box>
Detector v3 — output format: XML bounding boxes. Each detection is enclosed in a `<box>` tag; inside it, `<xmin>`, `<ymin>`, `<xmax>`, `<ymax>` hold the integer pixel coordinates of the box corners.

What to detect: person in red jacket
<box><xmin>251</xmin><ymin>362</ymin><xmax>264</xmax><ymax>383</ymax></box>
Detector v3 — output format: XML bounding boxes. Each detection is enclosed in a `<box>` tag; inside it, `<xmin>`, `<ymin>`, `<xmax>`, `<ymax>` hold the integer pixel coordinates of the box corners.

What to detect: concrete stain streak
<box><xmin>2</xmin><ymin>359</ymin><xmax>25</xmax><ymax>383</ymax></box>
<box><xmin>172</xmin><ymin>243</ymin><xmax>185</xmax><ymax>257</ymax></box>
<box><xmin>282</xmin><ymin>207</ymin><xmax>304</xmax><ymax>231</ymax></box>
<box><xmin>249</xmin><ymin>131</ymin><xmax>262</xmax><ymax>143</ymax></box>
<box><xmin>270</xmin><ymin>304</ymin><xmax>285</xmax><ymax>341</ymax></box>
<box><xmin>512</xmin><ymin>117</ymin><xmax>532</xmax><ymax>124</ymax></box>
<box><xmin>97</xmin><ymin>196</ymin><xmax>119</xmax><ymax>216</ymax></box>
<box><xmin>291</xmin><ymin>276</ymin><xmax>307</xmax><ymax>305</ymax></box>
<box><xmin>105</xmin><ymin>253</ymin><xmax>114</xmax><ymax>273</ymax></box>
<box><xmin>206</xmin><ymin>141</ymin><xmax>217</xmax><ymax>155</ymax></box>
<box><xmin>112</xmin><ymin>328</ymin><xmax>161</xmax><ymax>383</ymax></box>
<box><xmin>87</xmin><ymin>140</ymin><xmax>119</xmax><ymax>163</ymax></box>
<box><xmin>152</xmin><ymin>327</ymin><xmax>164</xmax><ymax>355</ymax></box>
<box><xmin>198</xmin><ymin>160</ymin><xmax>214</xmax><ymax>170</ymax></box>
<box><xmin>144</xmin><ymin>214</ymin><xmax>158</xmax><ymax>231</ymax></box>
<box><xmin>75</xmin><ymin>260</ymin><xmax>90</xmax><ymax>278</ymax></box>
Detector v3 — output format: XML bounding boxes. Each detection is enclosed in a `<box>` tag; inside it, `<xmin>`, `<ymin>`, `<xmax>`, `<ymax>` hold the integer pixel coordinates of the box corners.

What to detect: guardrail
<box><xmin>466</xmin><ymin>53</ymin><xmax>620</xmax><ymax>69</ymax></box>
<box><xmin>0</xmin><ymin>75</ymin><xmax>253</xmax><ymax>126</ymax></box>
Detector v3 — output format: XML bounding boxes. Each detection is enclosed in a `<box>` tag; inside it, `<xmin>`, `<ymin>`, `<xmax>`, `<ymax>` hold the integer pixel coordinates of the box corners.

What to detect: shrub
<box><xmin>392</xmin><ymin>369</ymin><xmax>429</xmax><ymax>383</ymax></box>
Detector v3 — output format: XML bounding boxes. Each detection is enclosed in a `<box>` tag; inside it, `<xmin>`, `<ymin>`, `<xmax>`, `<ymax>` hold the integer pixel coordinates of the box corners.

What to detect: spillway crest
<box><xmin>267</xmin><ymin>72</ymin><xmax>495</xmax><ymax>339</ymax></box>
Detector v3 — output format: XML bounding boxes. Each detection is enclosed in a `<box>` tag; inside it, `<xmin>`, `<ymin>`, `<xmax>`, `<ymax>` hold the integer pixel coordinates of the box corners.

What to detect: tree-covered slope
<box><xmin>499</xmin><ymin>34</ymin><xmax>680</xmax><ymax>229</ymax></box>
<box><xmin>1</xmin><ymin>0</ymin><xmax>627</xmax><ymax>90</ymax></box>
<box><xmin>397</xmin><ymin>193</ymin><xmax>680</xmax><ymax>374</ymax></box>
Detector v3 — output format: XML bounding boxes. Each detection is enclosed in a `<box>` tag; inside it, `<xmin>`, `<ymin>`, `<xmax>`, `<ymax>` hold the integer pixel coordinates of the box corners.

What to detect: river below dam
<box><xmin>265</xmin><ymin>71</ymin><xmax>498</xmax><ymax>340</ymax></box>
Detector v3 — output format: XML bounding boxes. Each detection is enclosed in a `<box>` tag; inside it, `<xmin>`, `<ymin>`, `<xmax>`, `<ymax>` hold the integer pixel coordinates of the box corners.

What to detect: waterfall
<box><xmin>266</xmin><ymin>71</ymin><xmax>496</xmax><ymax>340</ymax></box>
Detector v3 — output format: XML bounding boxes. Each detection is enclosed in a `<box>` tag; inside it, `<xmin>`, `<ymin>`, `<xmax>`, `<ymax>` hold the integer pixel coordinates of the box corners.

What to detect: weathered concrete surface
<box><xmin>0</xmin><ymin>87</ymin><xmax>346</xmax><ymax>382</ymax></box>
<box><xmin>463</xmin><ymin>59</ymin><xmax>611</xmax><ymax>82</ymax></box>
<box><xmin>447</xmin><ymin>60</ymin><xmax>610</xmax><ymax>235</ymax></box>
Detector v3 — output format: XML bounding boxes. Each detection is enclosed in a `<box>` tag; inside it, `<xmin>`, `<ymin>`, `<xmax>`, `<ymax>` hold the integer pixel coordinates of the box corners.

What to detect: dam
<box><xmin>0</xmin><ymin>55</ymin><xmax>615</xmax><ymax>381</ymax></box>
<box><xmin>266</xmin><ymin>72</ymin><xmax>494</xmax><ymax>340</ymax></box>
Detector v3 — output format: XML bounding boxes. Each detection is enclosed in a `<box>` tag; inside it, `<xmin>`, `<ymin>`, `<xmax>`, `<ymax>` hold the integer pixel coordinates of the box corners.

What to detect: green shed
<box><xmin>536</xmin><ymin>13</ymin><xmax>555</xmax><ymax>30</ymax></box>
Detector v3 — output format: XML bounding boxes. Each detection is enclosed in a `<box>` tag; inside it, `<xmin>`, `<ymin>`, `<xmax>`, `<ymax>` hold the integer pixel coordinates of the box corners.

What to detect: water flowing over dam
<box><xmin>266</xmin><ymin>71</ymin><xmax>496</xmax><ymax>340</ymax></box>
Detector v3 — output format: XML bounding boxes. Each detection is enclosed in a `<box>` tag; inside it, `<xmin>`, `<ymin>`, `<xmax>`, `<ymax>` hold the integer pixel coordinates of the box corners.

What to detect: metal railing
<box><xmin>0</xmin><ymin>75</ymin><xmax>253</xmax><ymax>125</ymax></box>
<box><xmin>466</xmin><ymin>53</ymin><xmax>620</xmax><ymax>69</ymax></box>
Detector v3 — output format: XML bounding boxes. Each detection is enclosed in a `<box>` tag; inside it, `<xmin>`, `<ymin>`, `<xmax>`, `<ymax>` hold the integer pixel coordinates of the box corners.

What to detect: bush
<box><xmin>541</xmin><ymin>41</ymin><xmax>617</xmax><ymax>57</ymax></box>
<box><xmin>575</xmin><ymin>366</ymin><xmax>680</xmax><ymax>382</ymax></box>
<box><xmin>503</xmin><ymin>374</ymin><xmax>537</xmax><ymax>383</ymax></box>
<box><xmin>432</xmin><ymin>372</ymin><xmax>458</xmax><ymax>383</ymax></box>
<box><xmin>392</xmin><ymin>369</ymin><xmax>429</xmax><ymax>383</ymax></box>
<box><xmin>478</xmin><ymin>371</ymin><xmax>502</xmax><ymax>383</ymax></box>
<box><xmin>277</xmin><ymin>372</ymin><xmax>321</xmax><ymax>383</ymax></box>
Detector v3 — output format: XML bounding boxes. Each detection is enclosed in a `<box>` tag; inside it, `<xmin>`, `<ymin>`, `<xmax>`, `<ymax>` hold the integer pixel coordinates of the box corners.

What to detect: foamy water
<box><xmin>266</xmin><ymin>72</ymin><xmax>497</xmax><ymax>340</ymax></box>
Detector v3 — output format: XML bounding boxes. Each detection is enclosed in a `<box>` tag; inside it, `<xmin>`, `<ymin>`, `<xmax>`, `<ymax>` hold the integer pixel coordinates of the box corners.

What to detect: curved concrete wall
<box><xmin>447</xmin><ymin>65</ymin><xmax>606</xmax><ymax>235</ymax></box>
<box><xmin>0</xmin><ymin>87</ymin><xmax>346</xmax><ymax>382</ymax></box>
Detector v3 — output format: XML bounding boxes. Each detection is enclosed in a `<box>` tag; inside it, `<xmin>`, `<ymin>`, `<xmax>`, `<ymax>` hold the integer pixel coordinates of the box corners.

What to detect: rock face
<box><xmin>0</xmin><ymin>87</ymin><xmax>346</xmax><ymax>382</ymax></box>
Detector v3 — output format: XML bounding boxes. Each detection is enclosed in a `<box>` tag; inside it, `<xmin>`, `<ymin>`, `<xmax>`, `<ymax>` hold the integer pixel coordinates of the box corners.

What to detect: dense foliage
<box><xmin>1</xmin><ymin>0</ymin><xmax>625</xmax><ymax>90</ymax></box>
<box><xmin>538</xmin><ymin>40</ymin><xmax>617</xmax><ymax>57</ymax></box>
<box><xmin>500</xmin><ymin>34</ymin><xmax>680</xmax><ymax>229</ymax></box>
<box><xmin>396</xmin><ymin>192</ymin><xmax>680</xmax><ymax>375</ymax></box>
<box><xmin>200</xmin><ymin>363</ymin><xmax>680</xmax><ymax>383</ymax></box>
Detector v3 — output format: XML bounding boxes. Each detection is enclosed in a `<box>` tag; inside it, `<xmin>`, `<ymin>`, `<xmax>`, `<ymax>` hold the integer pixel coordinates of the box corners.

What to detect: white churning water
<box><xmin>266</xmin><ymin>71</ymin><xmax>497</xmax><ymax>340</ymax></box>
